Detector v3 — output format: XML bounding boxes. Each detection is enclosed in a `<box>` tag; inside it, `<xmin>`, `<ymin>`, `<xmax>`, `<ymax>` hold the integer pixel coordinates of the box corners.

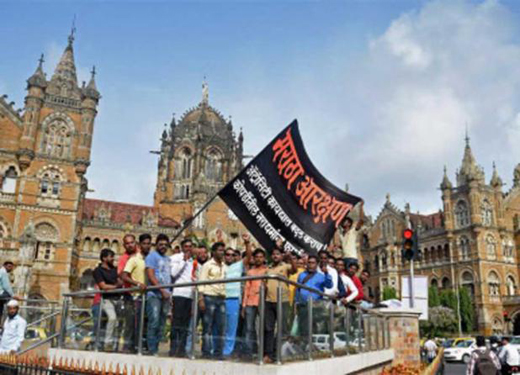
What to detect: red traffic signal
<box><xmin>403</xmin><ymin>229</ymin><xmax>413</xmax><ymax>239</ymax></box>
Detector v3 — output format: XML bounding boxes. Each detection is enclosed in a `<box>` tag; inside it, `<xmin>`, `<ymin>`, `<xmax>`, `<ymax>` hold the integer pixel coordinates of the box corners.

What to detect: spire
<box><xmin>202</xmin><ymin>76</ymin><xmax>209</xmax><ymax>106</ymax></box>
<box><xmin>440</xmin><ymin>165</ymin><xmax>452</xmax><ymax>190</ymax></box>
<box><xmin>50</xmin><ymin>27</ymin><xmax>79</xmax><ymax>91</ymax></box>
<box><xmin>27</xmin><ymin>53</ymin><xmax>47</xmax><ymax>88</ymax></box>
<box><xmin>457</xmin><ymin>129</ymin><xmax>484</xmax><ymax>186</ymax></box>
<box><xmin>490</xmin><ymin>162</ymin><xmax>503</xmax><ymax>188</ymax></box>
<box><xmin>83</xmin><ymin>66</ymin><xmax>100</xmax><ymax>100</ymax></box>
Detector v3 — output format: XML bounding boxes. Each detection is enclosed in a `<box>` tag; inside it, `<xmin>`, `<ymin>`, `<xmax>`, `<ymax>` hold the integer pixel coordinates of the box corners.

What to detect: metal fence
<box><xmin>56</xmin><ymin>274</ymin><xmax>389</xmax><ymax>365</ymax></box>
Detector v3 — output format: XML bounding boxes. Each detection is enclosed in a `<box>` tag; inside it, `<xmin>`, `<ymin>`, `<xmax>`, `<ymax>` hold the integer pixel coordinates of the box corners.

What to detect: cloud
<box><xmin>85</xmin><ymin>0</ymin><xmax>520</xmax><ymax>219</ymax></box>
<box><xmin>228</xmin><ymin>0</ymin><xmax>520</xmax><ymax>217</ymax></box>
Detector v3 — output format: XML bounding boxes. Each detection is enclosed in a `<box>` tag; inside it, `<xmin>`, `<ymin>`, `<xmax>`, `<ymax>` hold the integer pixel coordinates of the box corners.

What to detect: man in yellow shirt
<box><xmin>121</xmin><ymin>233</ymin><xmax>151</xmax><ymax>353</ymax></box>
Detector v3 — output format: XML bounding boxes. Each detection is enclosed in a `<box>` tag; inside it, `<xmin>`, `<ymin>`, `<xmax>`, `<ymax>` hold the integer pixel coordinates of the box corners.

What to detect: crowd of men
<box><xmin>90</xmin><ymin>217</ymin><xmax>371</xmax><ymax>361</ymax></box>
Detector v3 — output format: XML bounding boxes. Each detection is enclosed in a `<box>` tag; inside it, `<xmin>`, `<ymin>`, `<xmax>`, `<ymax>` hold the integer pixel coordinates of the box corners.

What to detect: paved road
<box><xmin>444</xmin><ymin>362</ymin><xmax>466</xmax><ymax>375</ymax></box>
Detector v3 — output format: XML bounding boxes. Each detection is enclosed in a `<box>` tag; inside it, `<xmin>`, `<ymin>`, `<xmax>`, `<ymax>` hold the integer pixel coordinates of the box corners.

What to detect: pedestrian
<box><xmin>223</xmin><ymin>234</ymin><xmax>252</xmax><ymax>358</ymax></box>
<box><xmin>467</xmin><ymin>335</ymin><xmax>501</xmax><ymax>375</ymax></box>
<box><xmin>242</xmin><ymin>248</ymin><xmax>268</xmax><ymax>359</ymax></box>
<box><xmin>423</xmin><ymin>337</ymin><xmax>438</xmax><ymax>364</ymax></box>
<box><xmin>0</xmin><ymin>261</ymin><xmax>18</xmax><ymax>320</ymax></box>
<box><xmin>499</xmin><ymin>336</ymin><xmax>519</xmax><ymax>375</ymax></box>
<box><xmin>93</xmin><ymin>248</ymin><xmax>123</xmax><ymax>351</ymax></box>
<box><xmin>335</xmin><ymin>259</ymin><xmax>359</xmax><ymax>305</ymax></box>
<box><xmin>346</xmin><ymin>263</ymin><xmax>364</xmax><ymax>303</ymax></box>
<box><xmin>169</xmin><ymin>238</ymin><xmax>195</xmax><ymax>358</ymax></box>
<box><xmin>198</xmin><ymin>242</ymin><xmax>226</xmax><ymax>359</ymax></box>
<box><xmin>264</xmin><ymin>240</ymin><xmax>298</xmax><ymax>363</ymax></box>
<box><xmin>118</xmin><ymin>234</ymin><xmax>138</xmax><ymax>352</ymax></box>
<box><xmin>145</xmin><ymin>233</ymin><xmax>172</xmax><ymax>355</ymax></box>
<box><xmin>295</xmin><ymin>255</ymin><xmax>332</xmax><ymax>340</ymax></box>
<box><xmin>338</xmin><ymin>201</ymin><xmax>364</xmax><ymax>268</ymax></box>
<box><xmin>0</xmin><ymin>300</ymin><xmax>26</xmax><ymax>354</ymax></box>
<box><xmin>121</xmin><ymin>233</ymin><xmax>151</xmax><ymax>353</ymax></box>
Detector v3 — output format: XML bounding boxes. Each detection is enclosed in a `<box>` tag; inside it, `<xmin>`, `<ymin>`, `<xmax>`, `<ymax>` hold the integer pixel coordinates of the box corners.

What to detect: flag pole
<box><xmin>170</xmin><ymin>192</ymin><xmax>221</xmax><ymax>243</ymax></box>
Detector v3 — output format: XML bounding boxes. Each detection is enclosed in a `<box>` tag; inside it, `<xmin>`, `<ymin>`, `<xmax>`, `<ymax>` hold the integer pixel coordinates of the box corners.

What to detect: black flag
<box><xmin>219</xmin><ymin>120</ymin><xmax>362</xmax><ymax>255</ymax></box>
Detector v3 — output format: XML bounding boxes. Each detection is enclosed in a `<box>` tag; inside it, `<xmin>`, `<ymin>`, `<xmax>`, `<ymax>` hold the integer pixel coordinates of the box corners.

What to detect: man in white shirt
<box><xmin>423</xmin><ymin>338</ymin><xmax>438</xmax><ymax>364</ymax></box>
<box><xmin>169</xmin><ymin>239</ymin><xmax>195</xmax><ymax>357</ymax></box>
<box><xmin>338</xmin><ymin>202</ymin><xmax>364</xmax><ymax>268</ymax></box>
<box><xmin>499</xmin><ymin>336</ymin><xmax>519</xmax><ymax>374</ymax></box>
<box><xmin>318</xmin><ymin>250</ymin><xmax>339</xmax><ymax>298</ymax></box>
<box><xmin>0</xmin><ymin>300</ymin><xmax>26</xmax><ymax>354</ymax></box>
<box><xmin>335</xmin><ymin>259</ymin><xmax>359</xmax><ymax>305</ymax></box>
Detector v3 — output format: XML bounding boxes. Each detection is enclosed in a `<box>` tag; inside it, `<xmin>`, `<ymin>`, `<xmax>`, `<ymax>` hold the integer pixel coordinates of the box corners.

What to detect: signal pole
<box><xmin>403</xmin><ymin>228</ymin><xmax>417</xmax><ymax>309</ymax></box>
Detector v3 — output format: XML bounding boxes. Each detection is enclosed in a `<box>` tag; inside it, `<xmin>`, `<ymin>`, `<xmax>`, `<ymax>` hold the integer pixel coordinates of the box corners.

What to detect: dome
<box><xmin>179</xmin><ymin>103</ymin><xmax>227</xmax><ymax>126</ymax></box>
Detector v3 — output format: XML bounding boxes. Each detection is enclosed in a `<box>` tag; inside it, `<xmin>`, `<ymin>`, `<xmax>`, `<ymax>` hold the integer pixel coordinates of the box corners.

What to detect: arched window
<box><xmin>437</xmin><ymin>246</ymin><xmax>443</xmax><ymax>262</ymax></box>
<box><xmin>488</xmin><ymin>271</ymin><xmax>500</xmax><ymax>297</ymax></box>
<box><xmin>459</xmin><ymin>236</ymin><xmax>470</xmax><ymax>260</ymax></box>
<box><xmin>444</xmin><ymin>244</ymin><xmax>450</xmax><ymax>260</ymax></box>
<box><xmin>423</xmin><ymin>248</ymin><xmax>429</xmax><ymax>264</ymax></box>
<box><xmin>442</xmin><ymin>277</ymin><xmax>451</xmax><ymax>289</ymax></box>
<box><xmin>34</xmin><ymin>222</ymin><xmax>58</xmax><ymax>262</ymax></box>
<box><xmin>374</xmin><ymin>255</ymin><xmax>380</xmax><ymax>272</ymax></box>
<box><xmin>92</xmin><ymin>238</ymin><xmax>101</xmax><ymax>253</ymax></box>
<box><xmin>455</xmin><ymin>200</ymin><xmax>470</xmax><ymax>228</ymax></box>
<box><xmin>506</xmin><ymin>276</ymin><xmax>517</xmax><ymax>296</ymax></box>
<box><xmin>205</xmin><ymin>149</ymin><xmax>222</xmax><ymax>181</ymax></box>
<box><xmin>486</xmin><ymin>235</ymin><xmax>497</xmax><ymax>259</ymax></box>
<box><xmin>431</xmin><ymin>278</ymin><xmax>438</xmax><ymax>289</ymax></box>
<box><xmin>430</xmin><ymin>246</ymin><xmax>436</xmax><ymax>263</ymax></box>
<box><xmin>1</xmin><ymin>166</ymin><xmax>18</xmax><ymax>194</ymax></box>
<box><xmin>41</xmin><ymin>119</ymin><xmax>72</xmax><ymax>158</ymax></box>
<box><xmin>176</xmin><ymin>148</ymin><xmax>193</xmax><ymax>180</ymax></box>
<box><xmin>80</xmin><ymin>269</ymin><xmax>96</xmax><ymax>291</ymax></box>
<box><xmin>83</xmin><ymin>237</ymin><xmax>91</xmax><ymax>253</ymax></box>
<box><xmin>503</xmin><ymin>239</ymin><xmax>514</xmax><ymax>259</ymax></box>
<box><xmin>111</xmin><ymin>240</ymin><xmax>119</xmax><ymax>253</ymax></box>
<box><xmin>481</xmin><ymin>199</ymin><xmax>493</xmax><ymax>226</ymax></box>
<box><xmin>40</xmin><ymin>169</ymin><xmax>62</xmax><ymax>198</ymax></box>
<box><xmin>461</xmin><ymin>271</ymin><xmax>475</xmax><ymax>297</ymax></box>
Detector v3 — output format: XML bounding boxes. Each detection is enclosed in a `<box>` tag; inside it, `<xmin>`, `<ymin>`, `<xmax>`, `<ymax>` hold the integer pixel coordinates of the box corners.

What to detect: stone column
<box><xmin>14</xmin><ymin>222</ymin><xmax>37</xmax><ymax>298</ymax></box>
<box><xmin>379</xmin><ymin>308</ymin><xmax>421</xmax><ymax>368</ymax></box>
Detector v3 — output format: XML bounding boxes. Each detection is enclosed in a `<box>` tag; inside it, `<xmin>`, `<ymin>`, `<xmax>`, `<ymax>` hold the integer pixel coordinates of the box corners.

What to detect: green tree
<box><xmin>459</xmin><ymin>287</ymin><xmax>475</xmax><ymax>333</ymax></box>
<box><xmin>382</xmin><ymin>286</ymin><xmax>397</xmax><ymax>300</ymax></box>
<box><xmin>440</xmin><ymin>289</ymin><xmax>458</xmax><ymax>311</ymax></box>
<box><xmin>424</xmin><ymin>306</ymin><xmax>458</xmax><ymax>337</ymax></box>
<box><xmin>429</xmin><ymin>286</ymin><xmax>440</xmax><ymax>307</ymax></box>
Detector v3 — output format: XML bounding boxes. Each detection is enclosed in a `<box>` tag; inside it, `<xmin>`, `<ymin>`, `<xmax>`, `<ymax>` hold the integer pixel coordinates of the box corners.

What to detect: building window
<box><xmin>41</xmin><ymin>120</ymin><xmax>72</xmax><ymax>158</ymax></box>
<box><xmin>503</xmin><ymin>240</ymin><xmax>514</xmax><ymax>259</ymax></box>
<box><xmin>488</xmin><ymin>271</ymin><xmax>500</xmax><ymax>297</ymax></box>
<box><xmin>176</xmin><ymin>148</ymin><xmax>193</xmax><ymax>180</ymax></box>
<box><xmin>1</xmin><ymin>166</ymin><xmax>18</xmax><ymax>194</ymax></box>
<box><xmin>486</xmin><ymin>235</ymin><xmax>497</xmax><ymax>259</ymax></box>
<box><xmin>40</xmin><ymin>170</ymin><xmax>61</xmax><ymax>198</ymax></box>
<box><xmin>455</xmin><ymin>200</ymin><xmax>470</xmax><ymax>228</ymax></box>
<box><xmin>35</xmin><ymin>241</ymin><xmax>54</xmax><ymax>261</ymax></box>
<box><xmin>506</xmin><ymin>276</ymin><xmax>517</xmax><ymax>296</ymax></box>
<box><xmin>174</xmin><ymin>184</ymin><xmax>191</xmax><ymax>200</ymax></box>
<box><xmin>481</xmin><ymin>199</ymin><xmax>493</xmax><ymax>226</ymax></box>
<box><xmin>459</xmin><ymin>236</ymin><xmax>470</xmax><ymax>260</ymax></box>
<box><xmin>205</xmin><ymin>149</ymin><xmax>222</xmax><ymax>181</ymax></box>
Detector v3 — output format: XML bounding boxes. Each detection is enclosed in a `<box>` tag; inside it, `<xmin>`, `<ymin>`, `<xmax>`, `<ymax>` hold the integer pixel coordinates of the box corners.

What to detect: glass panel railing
<box><xmin>58</xmin><ymin>274</ymin><xmax>386</xmax><ymax>364</ymax></box>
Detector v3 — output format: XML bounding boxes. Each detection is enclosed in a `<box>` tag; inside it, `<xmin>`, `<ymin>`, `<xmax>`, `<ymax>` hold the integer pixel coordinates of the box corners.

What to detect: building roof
<box><xmin>409</xmin><ymin>212</ymin><xmax>443</xmax><ymax>231</ymax></box>
<box><xmin>82</xmin><ymin>198</ymin><xmax>180</xmax><ymax>228</ymax></box>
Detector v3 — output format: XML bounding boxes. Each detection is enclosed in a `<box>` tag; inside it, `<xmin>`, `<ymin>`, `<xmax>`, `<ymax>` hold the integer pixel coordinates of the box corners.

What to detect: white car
<box><xmin>312</xmin><ymin>333</ymin><xmax>347</xmax><ymax>351</ymax></box>
<box><xmin>443</xmin><ymin>339</ymin><xmax>476</xmax><ymax>363</ymax></box>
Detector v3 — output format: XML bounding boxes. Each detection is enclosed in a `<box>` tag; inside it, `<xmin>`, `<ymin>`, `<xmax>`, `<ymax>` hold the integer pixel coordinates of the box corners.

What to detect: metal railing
<box><xmin>56</xmin><ymin>274</ymin><xmax>390</xmax><ymax>365</ymax></box>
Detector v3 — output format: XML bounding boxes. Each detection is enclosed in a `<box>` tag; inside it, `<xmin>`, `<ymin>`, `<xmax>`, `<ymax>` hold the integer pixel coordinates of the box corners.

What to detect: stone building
<box><xmin>362</xmin><ymin>136</ymin><xmax>520</xmax><ymax>335</ymax></box>
<box><xmin>0</xmin><ymin>32</ymin><xmax>248</xmax><ymax>302</ymax></box>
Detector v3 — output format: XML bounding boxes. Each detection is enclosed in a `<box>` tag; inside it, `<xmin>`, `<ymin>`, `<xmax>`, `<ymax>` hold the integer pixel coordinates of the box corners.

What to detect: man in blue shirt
<box><xmin>295</xmin><ymin>255</ymin><xmax>332</xmax><ymax>338</ymax></box>
<box><xmin>145</xmin><ymin>233</ymin><xmax>172</xmax><ymax>355</ymax></box>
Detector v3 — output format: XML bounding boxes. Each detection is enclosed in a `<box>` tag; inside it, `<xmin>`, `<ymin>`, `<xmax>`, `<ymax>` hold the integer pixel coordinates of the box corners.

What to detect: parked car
<box><xmin>312</xmin><ymin>333</ymin><xmax>347</xmax><ymax>351</ymax></box>
<box><xmin>443</xmin><ymin>339</ymin><xmax>476</xmax><ymax>363</ymax></box>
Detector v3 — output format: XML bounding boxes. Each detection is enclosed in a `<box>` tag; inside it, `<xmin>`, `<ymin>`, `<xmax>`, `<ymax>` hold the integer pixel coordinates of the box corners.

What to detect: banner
<box><xmin>219</xmin><ymin>120</ymin><xmax>362</xmax><ymax>255</ymax></box>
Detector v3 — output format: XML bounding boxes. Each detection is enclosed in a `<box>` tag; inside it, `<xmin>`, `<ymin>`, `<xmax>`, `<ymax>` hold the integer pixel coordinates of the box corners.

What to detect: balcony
<box><xmin>0</xmin><ymin>191</ymin><xmax>16</xmax><ymax>203</ymax></box>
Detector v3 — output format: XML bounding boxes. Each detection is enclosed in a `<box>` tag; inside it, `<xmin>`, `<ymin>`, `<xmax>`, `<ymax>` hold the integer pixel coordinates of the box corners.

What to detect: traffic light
<box><xmin>403</xmin><ymin>229</ymin><xmax>418</xmax><ymax>261</ymax></box>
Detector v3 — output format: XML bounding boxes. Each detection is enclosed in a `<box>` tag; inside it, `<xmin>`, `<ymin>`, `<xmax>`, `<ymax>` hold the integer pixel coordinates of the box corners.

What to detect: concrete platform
<box><xmin>48</xmin><ymin>348</ymin><xmax>394</xmax><ymax>375</ymax></box>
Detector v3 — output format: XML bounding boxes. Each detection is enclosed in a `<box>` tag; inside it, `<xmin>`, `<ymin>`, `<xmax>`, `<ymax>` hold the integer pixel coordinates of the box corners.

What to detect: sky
<box><xmin>2</xmin><ymin>0</ymin><xmax>520</xmax><ymax>219</ymax></box>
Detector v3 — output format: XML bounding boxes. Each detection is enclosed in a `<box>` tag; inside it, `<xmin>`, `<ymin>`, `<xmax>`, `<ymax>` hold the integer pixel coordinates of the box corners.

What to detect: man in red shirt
<box><xmin>346</xmin><ymin>263</ymin><xmax>364</xmax><ymax>302</ymax></box>
<box><xmin>118</xmin><ymin>234</ymin><xmax>137</xmax><ymax>352</ymax></box>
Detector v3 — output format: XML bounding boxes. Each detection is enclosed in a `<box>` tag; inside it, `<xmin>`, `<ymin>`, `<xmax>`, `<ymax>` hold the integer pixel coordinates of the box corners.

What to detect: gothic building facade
<box><xmin>362</xmin><ymin>137</ymin><xmax>520</xmax><ymax>335</ymax></box>
<box><xmin>0</xmin><ymin>33</ymin><xmax>248</xmax><ymax>302</ymax></box>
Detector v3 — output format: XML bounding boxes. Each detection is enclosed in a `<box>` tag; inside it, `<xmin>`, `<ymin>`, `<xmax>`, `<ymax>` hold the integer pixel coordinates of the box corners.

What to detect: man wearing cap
<box><xmin>0</xmin><ymin>300</ymin><xmax>26</xmax><ymax>354</ymax></box>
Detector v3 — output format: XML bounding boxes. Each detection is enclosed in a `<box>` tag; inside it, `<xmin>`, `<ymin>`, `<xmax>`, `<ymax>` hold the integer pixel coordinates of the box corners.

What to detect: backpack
<box><xmin>475</xmin><ymin>349</ymin><xmax>498</xmax><ymax>375</ymax></box>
